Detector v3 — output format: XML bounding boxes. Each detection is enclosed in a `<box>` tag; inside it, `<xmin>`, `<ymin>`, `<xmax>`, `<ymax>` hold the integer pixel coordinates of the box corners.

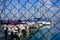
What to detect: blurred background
<box><xmin>0</xmin><ymin>0</ymin><xmax>60</xmax><ymax>40</ymax></box>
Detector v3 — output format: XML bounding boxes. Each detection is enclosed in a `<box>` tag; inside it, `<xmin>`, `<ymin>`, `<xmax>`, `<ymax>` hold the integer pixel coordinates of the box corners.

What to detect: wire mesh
<box><xmin>0</xmin><ymin>0</ymin><xmax>60</xmax><ymax>40</ymax></box>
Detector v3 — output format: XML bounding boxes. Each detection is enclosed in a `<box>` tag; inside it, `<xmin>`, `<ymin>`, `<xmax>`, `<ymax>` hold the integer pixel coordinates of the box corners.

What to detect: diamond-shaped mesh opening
<box><xmin>0</xmin><ymin>0</ymin><xmax>60</xmax><ymax>40</ymax></box>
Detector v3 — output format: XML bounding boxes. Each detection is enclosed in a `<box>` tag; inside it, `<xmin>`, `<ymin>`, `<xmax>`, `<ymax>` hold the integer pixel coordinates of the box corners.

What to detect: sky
<box><xmin>0</xmin><ymin>0</ymin><xmax>60</xmax><ymax>20</ymax></box>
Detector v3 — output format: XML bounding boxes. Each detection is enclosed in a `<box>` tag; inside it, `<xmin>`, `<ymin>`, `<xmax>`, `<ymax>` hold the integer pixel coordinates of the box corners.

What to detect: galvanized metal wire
<box><xmin>0</xmin><ymin>0</ymin><xmax>60</xmax><ymax>40</ymax></box>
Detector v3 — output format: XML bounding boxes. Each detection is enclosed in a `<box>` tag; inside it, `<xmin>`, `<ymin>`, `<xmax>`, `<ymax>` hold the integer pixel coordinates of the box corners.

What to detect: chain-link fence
<box><xmin>0</xmin><ymin>0</ymin><xmax>60</xmax><ymax>40</ymax></box>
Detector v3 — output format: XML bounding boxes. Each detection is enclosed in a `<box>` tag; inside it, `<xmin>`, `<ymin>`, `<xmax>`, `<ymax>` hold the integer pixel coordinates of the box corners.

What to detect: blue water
<box><xmin>30</xmin><ymin>26</ymin><xmax>60</xmax><ymax>40</ymax></box>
